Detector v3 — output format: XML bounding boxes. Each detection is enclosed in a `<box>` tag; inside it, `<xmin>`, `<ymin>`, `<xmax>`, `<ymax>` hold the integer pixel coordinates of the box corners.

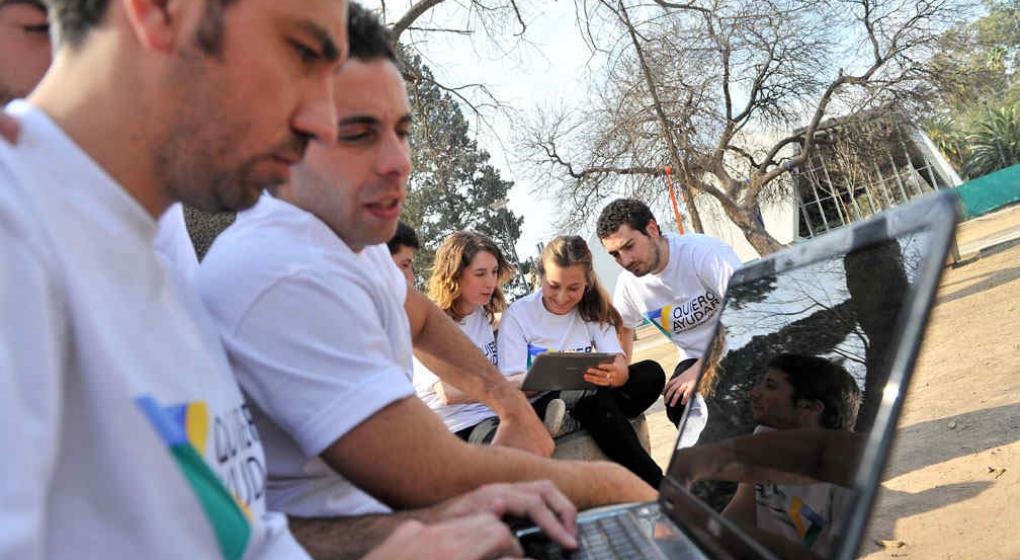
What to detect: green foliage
<box><xmin>926</xmin><ymin>1</ymin><xmax>1020</xmax><ymax>178</ymax></box>
<box><xmin>962</xmin><ymin>105</ymin><xmax>1020</xmax><ymax>177</ymax></box>
<box><xmin>399</xmin><ymin>53</ymin><xmax>524</xmax><ymax>286</ymax></box>
<box><xmin>929</xmin><ymin>0</ymin><xmax>1019</xmax><ymax>119</ymax></box>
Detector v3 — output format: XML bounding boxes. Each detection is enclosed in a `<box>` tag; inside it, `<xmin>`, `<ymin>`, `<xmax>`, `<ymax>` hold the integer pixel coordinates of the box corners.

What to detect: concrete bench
<box><xmin>551</xmin><ymin>414</ymin><xmax>651</xmax><ymax>461</ymax></box>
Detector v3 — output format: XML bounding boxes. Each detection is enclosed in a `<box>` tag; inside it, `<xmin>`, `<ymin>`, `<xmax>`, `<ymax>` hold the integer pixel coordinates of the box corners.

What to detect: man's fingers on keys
<box><xmin>503</xmin><ymin>480</ymin><xmax>578</xmax><ymax>548</ymax></box>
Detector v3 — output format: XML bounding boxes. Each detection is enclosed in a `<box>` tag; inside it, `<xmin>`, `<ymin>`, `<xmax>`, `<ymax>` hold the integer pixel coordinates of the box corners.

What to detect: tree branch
<box><xmin>391</xmin><ymin>0</ymin><xmax>448</xmax><ymax>41</ymax></box>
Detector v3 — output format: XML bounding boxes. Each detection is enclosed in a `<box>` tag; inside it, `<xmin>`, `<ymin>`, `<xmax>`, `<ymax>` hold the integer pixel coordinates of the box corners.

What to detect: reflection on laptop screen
<box><xmin>666</xmin><ymin>228</ymin><xmax>936</xmax><ymax>559</ymax></box>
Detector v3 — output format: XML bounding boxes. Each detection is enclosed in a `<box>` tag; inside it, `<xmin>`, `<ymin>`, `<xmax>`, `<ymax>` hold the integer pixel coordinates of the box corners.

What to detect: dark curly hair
<box><xmin>596</xmin><ymin>198</ymin><xmax>657</xmax><ymax>239</ymax></box>
<box><xmin>347</xmin><ymin>2</ymin><xmax>396</xmax><ymax>63</ymax></box>
<box><xmin>387</xmin><ymin>221</ymin><xmax>420</xmax><ymax>254</ymax></box>
<box><xmin>766</xmin><ymin>354</ymin><xmax>861</xmax><ymax>431</ymax></box>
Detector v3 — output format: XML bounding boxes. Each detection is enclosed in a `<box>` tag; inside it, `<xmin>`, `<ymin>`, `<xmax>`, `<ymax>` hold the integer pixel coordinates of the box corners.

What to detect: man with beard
<box><xmin>597</xmin><ymin>198</ymin><xmax>741</xmax><ymax>441</ymax></box>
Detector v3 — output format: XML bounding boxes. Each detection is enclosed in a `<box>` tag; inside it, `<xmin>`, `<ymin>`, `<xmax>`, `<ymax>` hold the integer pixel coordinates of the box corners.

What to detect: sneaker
<box><xmin>543</xmin><ymin>398</ymin><xmax>567</xmax><ymax>437</ymax></box>
<box><xmin>467</xmin><ymin>417</ymin><xmax>499</xmax><ymax>445</ymax></box>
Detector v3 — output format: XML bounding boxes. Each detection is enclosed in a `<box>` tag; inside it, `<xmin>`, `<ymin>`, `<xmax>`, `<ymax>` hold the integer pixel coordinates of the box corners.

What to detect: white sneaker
<box><xmin>543</xmin><ymin>398</ymin><xmax>567</xmax><ymax>437</ymax></box>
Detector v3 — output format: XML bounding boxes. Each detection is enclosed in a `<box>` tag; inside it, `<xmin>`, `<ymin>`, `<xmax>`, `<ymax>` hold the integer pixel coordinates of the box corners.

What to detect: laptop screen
<box><xmin>661</xmin><ymin>195</ymin><xmax>955</xmax><ymax>560</ymax></box>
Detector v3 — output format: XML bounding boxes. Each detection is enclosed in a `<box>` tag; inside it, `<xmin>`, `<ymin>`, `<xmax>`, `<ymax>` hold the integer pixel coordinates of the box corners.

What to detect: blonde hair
<box><xmin>427</xmin><ymin>231</ymin><xmax>513</xmax><ymax>322</ymax></box>
<box><xmin>696</xmin><ymin>325</ymin><xmax>727</xmax><ymax>399</ymax></box>
<box><xmin>537</xmin><ymin>235</ymin><xmax>622</xmax><ymax>330</ymax></box>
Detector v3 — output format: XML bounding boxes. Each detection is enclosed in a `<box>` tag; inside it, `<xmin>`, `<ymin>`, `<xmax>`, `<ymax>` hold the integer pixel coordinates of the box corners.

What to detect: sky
<box><xmin>362</xmin><ymin>0</ymin><xmax>601</xmax><ymax>260</ymax></box>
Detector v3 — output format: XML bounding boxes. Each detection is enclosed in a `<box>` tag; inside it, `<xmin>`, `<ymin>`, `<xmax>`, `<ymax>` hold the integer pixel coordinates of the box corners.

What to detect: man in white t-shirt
<box><xmin>0</xmin><ymin>0</ymin><xmax>351</xmax><ymax>557</ymax></box>
<box><xmin>597</xmin><ymin>198</ymin><xmax>742</xmax><ymax>430</ymax></box>
<box><xmin>197</xmin><ymin>7</ymin><xmax>655</xmax><ymax>556</ymax></box>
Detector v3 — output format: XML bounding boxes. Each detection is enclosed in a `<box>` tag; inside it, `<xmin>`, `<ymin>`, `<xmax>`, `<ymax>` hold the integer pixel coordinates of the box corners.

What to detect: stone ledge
<box><xmin>551</xmin><ymin>415</ymin><xmax>651</xmax><ymax>461</ymax></box>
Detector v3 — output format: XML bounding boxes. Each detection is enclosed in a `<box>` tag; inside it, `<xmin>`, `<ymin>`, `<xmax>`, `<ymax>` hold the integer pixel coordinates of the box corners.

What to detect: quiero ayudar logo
<box><xmin>644</xmin><ymin>292</ymin><xmax>721</xmax><ymax>337</ymax></box>
<box><xmin>135</xmin><ymin>395</ymin><xmax>253</xmax><ymax>560</ymax></box>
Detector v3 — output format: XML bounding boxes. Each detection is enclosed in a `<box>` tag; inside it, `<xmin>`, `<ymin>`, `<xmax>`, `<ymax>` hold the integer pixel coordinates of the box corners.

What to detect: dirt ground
<box><xmin>632</xmin><ymin>203</ymin><xmax>1020</xmax><ymax>559</ymax></box>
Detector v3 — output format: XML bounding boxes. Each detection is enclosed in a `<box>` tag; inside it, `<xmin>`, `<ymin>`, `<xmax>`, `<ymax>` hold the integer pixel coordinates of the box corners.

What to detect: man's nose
<box><xmin>292</xmin><ymin>77</ymin><xmax>338</xmax><ymax>147</ymax></box>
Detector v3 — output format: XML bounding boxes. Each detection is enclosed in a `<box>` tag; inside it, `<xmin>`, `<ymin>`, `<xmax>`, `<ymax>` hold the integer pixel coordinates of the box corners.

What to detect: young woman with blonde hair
<box><xmin>413</xmin><ymin>230</ymin><xmax>562</xmax><ymax>443</ymax></box>
<box><xmin>498</xmin><ymin>235</ymin><xmax>667</xmax><ymax>487</ymax></box>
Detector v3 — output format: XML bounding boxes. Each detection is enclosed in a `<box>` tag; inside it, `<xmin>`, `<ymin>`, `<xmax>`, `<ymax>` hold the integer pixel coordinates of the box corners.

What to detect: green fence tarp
<box><xmin>957</xmin><ymin>164</ymin><xmax>1020</xmax><ymax>219</ymax></box>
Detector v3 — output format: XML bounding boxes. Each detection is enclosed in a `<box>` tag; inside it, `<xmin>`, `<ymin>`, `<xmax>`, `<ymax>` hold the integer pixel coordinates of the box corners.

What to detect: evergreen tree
<box><xmin>401</xmin><ymin>53</ymin><xmax>525</xmax><ymax>288</ymax></box>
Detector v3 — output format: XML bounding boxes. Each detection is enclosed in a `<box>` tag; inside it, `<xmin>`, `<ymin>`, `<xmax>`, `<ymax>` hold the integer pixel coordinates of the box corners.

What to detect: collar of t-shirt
<box><xmin>234</xmin><ymin>192</ymin><xmax>409</xmax><ymax>309</ymax></box>
<box><xmin>4</xmin><ymin>100</ymin><xmax>158</xmax><ymax>244</ymax></box>
<box><xmin>237</xmin><ymin>192</ymin><xmax>351</xmax><ymax>255</ymax></box>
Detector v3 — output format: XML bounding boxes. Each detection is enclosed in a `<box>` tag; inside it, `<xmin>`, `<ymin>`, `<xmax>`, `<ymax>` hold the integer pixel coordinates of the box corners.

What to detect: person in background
<box><xmin>387</xmin><ymin>220</ymin><xmax>420</xmax><ymax>286</ymax></box>
<box><xmin>498</xmin><ymin>235</ymin><xmax>667</xmax><ymax>488</ymax></box>
<box><xmin>414</xmin><ymin>230</ymin><xmax>568</xmax><ymax>443</ymax></box>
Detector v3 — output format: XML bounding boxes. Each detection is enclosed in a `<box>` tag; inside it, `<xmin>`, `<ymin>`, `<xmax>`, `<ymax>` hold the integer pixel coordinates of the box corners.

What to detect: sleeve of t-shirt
<box><xmin>496</xmin><ymin>304</ymin><xmax>530</xmax><ymax>375</ymax></box>
<box><xmin>0</xmin><ymin>234</ymin><xmax>64</xmax><ymax>559</ymax></box>
<box><xmin>613</xmin><ymin>279</ymin><xmax>645</xmax><ymax>329</ymax></box>
<box><xmin>225</xmin><ymin>270</ymin><xmax>415</xmax><ymax>457</ymax></box>
<box><xmin>591</xmin><ymin>321</ymin><xmax>624</xmax><ymax>355</ymax></box>
<box><xmin>694</xmin><ymin>238</ymin><xmax>742</xmax><ymax>299</ymax></box>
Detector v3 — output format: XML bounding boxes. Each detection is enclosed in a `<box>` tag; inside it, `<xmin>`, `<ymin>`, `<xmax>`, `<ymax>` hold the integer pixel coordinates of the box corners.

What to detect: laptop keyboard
<box><xmin>520</xmin><ymin>513</ymin><xmax>663</xmax><ymax>560</ymax></box>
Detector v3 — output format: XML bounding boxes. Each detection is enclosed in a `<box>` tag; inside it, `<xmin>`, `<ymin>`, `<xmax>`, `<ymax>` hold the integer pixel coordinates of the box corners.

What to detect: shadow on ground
<box><xmin>936</xmin><ymin>265</ymin><xmax>1020</xmax><ymax>305</ymax></box>
<box><xmin>859</xmin><ymin>481</ymin><xmax>994</xmax><ymax>555</ymax></box>
<box><xmin>883</xmin><ymin>403</ymin><xmax>1020</xmax><ymax>480</ymax></box>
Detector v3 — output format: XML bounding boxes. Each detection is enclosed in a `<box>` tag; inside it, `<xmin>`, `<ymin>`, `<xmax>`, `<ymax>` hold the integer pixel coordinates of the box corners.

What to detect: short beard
<box><xmin>153</xmin><ymin>30</ymin><xmax>306</xmax><ymax>213</ymax></box>
<box><xmin>647</xmin><ymin>238</ymin><xmax>662</xmax><ymax>274</ymax></box>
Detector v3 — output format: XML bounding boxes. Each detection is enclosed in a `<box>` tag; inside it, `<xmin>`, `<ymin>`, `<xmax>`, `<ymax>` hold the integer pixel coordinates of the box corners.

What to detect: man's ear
<box><xmin>645</xmin><ymin>219</ymin><xmax>661</xmax><ymax>239</ymax></box>
<box><xmin>122</xmin><ymin>0</ymin><xmax>186</xmax><ymax>52</ymax></box>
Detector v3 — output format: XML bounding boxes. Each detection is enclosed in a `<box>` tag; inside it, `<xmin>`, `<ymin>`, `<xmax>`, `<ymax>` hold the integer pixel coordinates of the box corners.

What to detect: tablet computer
<box><xmin>519</xmin><ymin>352</ymin><xmax>617</xmax><ymax>391</ymax></box>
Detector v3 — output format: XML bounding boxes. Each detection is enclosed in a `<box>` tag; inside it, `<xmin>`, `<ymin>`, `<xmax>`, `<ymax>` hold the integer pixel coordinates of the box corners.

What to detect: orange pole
<box><xmin>664</xmin><ymin>166</ymin><xmax>685</xmax><ymax>235</ymax></box>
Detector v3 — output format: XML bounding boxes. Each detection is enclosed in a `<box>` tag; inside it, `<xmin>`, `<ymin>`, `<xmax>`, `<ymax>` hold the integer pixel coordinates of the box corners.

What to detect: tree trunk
<box><xmin>679</xmin><ymin>181</ymin><xmax>705</xmax><ymax>233</ymax></box>
<box><xmin>718</xmin><ymin>202</ymin><xmax>786</xmax><ymax>256</ymax></box>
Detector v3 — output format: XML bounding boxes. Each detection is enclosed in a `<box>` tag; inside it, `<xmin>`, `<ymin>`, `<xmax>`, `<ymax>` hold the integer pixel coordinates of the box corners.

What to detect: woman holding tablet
<box><xmin>413</xmin><ymin>231</ymin><xmax>564</xmax><ymax>444</ymax></box>
<box><xmin>498</xmin><ymin>235</ymin><xmax>666</xmax><ymax>487</ymax></box>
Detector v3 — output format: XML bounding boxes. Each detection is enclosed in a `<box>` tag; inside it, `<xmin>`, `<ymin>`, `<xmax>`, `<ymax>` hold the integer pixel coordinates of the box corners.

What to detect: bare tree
<box><xmin>522</xmin><ymin>0</ymin><xmax>962</xmax><ymax>255</ymax></box>
<box><xmin>373</xmin><ymin>0</ymin><xmax>540</xmax><ymax>124</ymax></box>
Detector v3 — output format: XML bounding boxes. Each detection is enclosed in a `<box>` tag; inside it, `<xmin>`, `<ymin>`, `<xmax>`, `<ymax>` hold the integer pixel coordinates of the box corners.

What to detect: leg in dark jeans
<box><xmin>572</xmin><ymin>361</ymin><xmax>666</xmax><ymax>488</ymax></box>
<box><xmin>666</xmin><ymin>358</ymin><xmax>699</xmax><ymax>426</ymax></box>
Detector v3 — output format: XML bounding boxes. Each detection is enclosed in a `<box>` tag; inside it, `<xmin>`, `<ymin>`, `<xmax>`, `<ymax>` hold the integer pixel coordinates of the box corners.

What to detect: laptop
<box><xmin>518</xmin><ymin>190</ymin><xmax>960</xmax><ymax>560</ymax></box>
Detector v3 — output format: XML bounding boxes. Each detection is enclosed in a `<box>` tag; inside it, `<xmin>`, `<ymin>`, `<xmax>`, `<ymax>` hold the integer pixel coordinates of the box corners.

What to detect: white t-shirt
<box><xmin>0</xmin><ymin>101</ymin><xmax>305</xmax><ymax>559</ymax></box>
<box><xmin>413</xmin><ymin>307</ymin><xmax>500</xmax><ymax>433</ymax></box>
<box><xmin>154</xmin><ymin>202</ymin><xmax>199</xmax><ymax>282</ymax></box>
<box><xmin>497</xmin><ymin>291</ymin><xmax>623</xmax><ymax>376</ymax></box>
<box><xmin>196</xmin><ymin>193</ymin><xmax>415</xmax><ymax>518</ymax></box>
<box><xmin>613</xmin><ymin>233</ymin><xmax>740</xmax><ymax>361</ymax></box>
<box><xmin>752</xmin><ymin>428</ymin><xmax>854</xmax><ymax>556</ymax></box>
